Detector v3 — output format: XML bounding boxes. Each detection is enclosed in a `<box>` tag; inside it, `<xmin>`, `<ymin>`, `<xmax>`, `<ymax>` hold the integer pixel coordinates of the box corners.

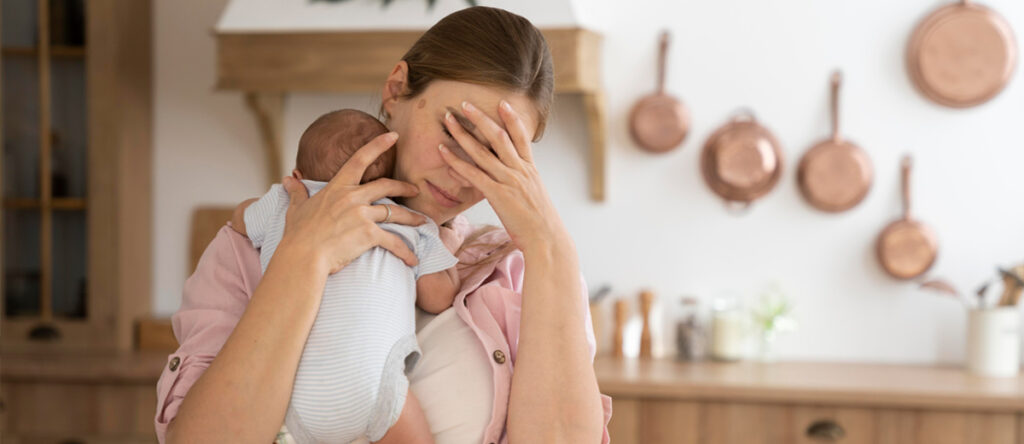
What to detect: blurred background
<box><xmin>2</xmin><ymin>0</ymin><xmax>1024</xmax><ymax>442</ymax></box>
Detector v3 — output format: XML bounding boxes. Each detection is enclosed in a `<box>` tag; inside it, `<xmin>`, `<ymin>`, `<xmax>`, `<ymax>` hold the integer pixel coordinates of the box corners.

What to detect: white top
<box><xmin>336</xmin><ymin>307</ymin><xmax>493</xmax><ymax>444</ymax></box>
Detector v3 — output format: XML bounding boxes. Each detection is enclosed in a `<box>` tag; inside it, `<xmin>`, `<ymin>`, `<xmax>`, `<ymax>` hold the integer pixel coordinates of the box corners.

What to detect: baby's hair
<box><xmin>296</xmin><ymin>109</ymin><xmax>394</xmax><ymax>183</ymax></box>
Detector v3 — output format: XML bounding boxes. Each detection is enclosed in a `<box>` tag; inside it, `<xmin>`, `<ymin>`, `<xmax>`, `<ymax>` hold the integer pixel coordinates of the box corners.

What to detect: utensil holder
<box><xmin>966</xmin><ymin>307</ymin><xmax>1021</xmax><ymax>377</ymax></box>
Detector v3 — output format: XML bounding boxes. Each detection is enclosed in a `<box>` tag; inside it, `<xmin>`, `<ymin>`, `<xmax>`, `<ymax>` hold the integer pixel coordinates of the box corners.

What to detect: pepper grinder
<box><xmin>639</xmin><ymin>290</ymin><xmax>655</xmax><ymax>358</ymax></box>
<box><xmin>613</xmin><ymin>299</ymin><xmax>629</xmax><ymax>358</ymax></box>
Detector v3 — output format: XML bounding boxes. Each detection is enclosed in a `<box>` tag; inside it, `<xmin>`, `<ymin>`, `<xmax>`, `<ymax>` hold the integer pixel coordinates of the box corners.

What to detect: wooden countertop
<box><xmin>1</xmin><ymin>351</ymin><xmax>169</xmax><ymax>383</ymax></box>
<box><xmin>595</xmin><ymin>357</ymin><xmax>1024</xmax><ymax>413</ymax></box>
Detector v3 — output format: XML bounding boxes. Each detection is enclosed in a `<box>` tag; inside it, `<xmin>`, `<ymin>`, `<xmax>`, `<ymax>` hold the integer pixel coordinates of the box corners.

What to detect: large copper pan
<box><xmin>700</xmin><ymin>111</ymin><xmax>784</xmax><ymax>209</ymax></box>
<box><xmin>907</xmin><ymin>0</ymin><xmax>1017</xmax><ymax>108</ymax></box>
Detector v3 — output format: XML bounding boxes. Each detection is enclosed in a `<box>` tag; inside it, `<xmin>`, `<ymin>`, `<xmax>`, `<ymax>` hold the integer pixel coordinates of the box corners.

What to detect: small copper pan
<box><xmin>700</xmin><ymin>110</ymin><xmax>784</xmax><ymax>209</ymax></box>
<box><xmin>876</xmin><ymin>155</ymin><xmax>938</xmax><ymax>280</ymax></box>
<box><xmin>797</xmin><ymin>71</ymin><xmax>873</xmax><ymax>213</ymax></box>
<box><xmin>629</xmin><ymin>31</ymin><xmax>690</xmax><ymax>153</ymax></box>
<box><xmin>907</xmin><ymin>0</ymin><xmax>1017</xmax><ymax>108</ymax></box>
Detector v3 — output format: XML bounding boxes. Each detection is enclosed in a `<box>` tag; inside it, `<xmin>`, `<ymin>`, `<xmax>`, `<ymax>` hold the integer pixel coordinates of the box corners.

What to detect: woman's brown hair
<box><xmin>389</xmin><ymin>6</ymin><xmax>555</xmax><ymax>268</ymax></box>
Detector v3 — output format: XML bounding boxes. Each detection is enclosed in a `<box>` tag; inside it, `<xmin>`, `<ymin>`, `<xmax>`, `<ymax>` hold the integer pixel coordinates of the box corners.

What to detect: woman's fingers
<box><xmin>498</xmin><ymin>100</ymin><xmax>535</xmax><ymax>163</ymax></box>
<box><xmin>460</xmin><ymin>101</ymin><xmax>523</xmax><ymax>168</ymax></box>
<box><xmin>352</xmin><ymin>177</ymin><xmax>420</xmax><ymax>204</ymax></box>
<box><xmin>282</xmin><ymin>176</ymin><xmax>310</xmax><ymax>207</ymax></box>
<box><xmin>437</xmin><ymin>144</ymin><xmax>498</xmax><ymax>195</ymax></box>
<box><xmin>371</xmin><ymin>202</ymin><xmax>426</xmax><ymax>226</ymax></box>
<box><xmin>375</xmin><ymin>228</ymin><xmax>419</xmax><ymax>266</ymax></box>
<box><xmin>443</xmin><ymin>111</ymin><xmax>509</xmax><ymax>182</ymax></box>
<box><xmin>331</xmin><ymin>132</ymin><xmax>399</xmax><ymax>187</ymax></box>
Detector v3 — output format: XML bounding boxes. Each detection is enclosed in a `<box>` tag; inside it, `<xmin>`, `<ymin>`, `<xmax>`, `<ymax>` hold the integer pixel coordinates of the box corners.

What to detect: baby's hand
<box><xmin>438</xmin><ymin>226</ymin><xmax>464</xmax><ymax>255</ymax></box>
<box><xmin>230</xmin><ymin>198</ymin><xmax>259</xmax><ymax>237</ymax></box>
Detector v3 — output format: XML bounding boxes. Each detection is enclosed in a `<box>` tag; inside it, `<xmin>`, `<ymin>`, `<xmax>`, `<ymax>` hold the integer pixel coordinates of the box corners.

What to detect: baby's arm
<box><xmin>416</xmin><ymin>268</ymin><xmax>460</xmax><ymax>314</ymax></box>
<box><xmin>415</xmin><ymin>225</ymin><xmax>464</xmax><ymax>314</ymax></box>
<box><xmin>230</xmin><ymin>198</ymin><xmax>259</xmax><ymax>236</ymax></box>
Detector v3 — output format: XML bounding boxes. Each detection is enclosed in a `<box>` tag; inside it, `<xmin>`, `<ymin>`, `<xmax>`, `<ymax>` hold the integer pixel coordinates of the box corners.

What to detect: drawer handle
<box><xmin>806</xmin><ymin>419</ymin><xmax>845</xmax><ymax>441</ymax></box>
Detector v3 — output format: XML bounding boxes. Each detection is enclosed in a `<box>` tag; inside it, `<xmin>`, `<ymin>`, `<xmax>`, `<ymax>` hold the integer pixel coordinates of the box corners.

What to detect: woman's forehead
<box><xmin>423</xmin><ymin>80</ymin><xmax>539</xmax><ymax>136</ymax></box>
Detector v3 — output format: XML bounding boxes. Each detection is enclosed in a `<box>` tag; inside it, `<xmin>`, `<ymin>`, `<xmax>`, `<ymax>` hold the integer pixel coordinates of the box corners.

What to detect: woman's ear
<box><xmin>382</xmin><ymin>61</ymin><xmax>409</xmax><ymax>116</ymax></box>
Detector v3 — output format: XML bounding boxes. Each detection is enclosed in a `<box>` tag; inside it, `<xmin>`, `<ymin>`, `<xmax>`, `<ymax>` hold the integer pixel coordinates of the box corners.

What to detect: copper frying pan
<box><xmin>797</xmin><ymin>71</ymin><xmax>873</xmax><ymax>213</ymax></box>
<box><xmin>629</xmin><ymin>31</ymin><xmax>690</xmax><ymax>153</ymax></box>
<box><xmin>876</xmin><ymin>155</ymin><xmax>938</xmax><ymax>280</ymax></box>
<box><xmin>700</xmin><ymin>110</ymin><xmax>784</xmax><ymax>209</ymax></box>
<box><xmin>907</xmin><ymin>0</ymin><xmax>1017</xmax><ymax>108</ymax></box>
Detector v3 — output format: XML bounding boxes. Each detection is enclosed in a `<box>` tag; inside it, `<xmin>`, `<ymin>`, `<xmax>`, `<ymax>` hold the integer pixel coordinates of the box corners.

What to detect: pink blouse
<box><xmin>153</xmin><ymin>215</ymin><xmax>612</xmax><ymax>443</ymax></box>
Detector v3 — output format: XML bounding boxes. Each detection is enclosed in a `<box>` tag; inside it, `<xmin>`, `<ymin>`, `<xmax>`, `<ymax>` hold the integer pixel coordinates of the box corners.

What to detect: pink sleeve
<box><xmin>153</xmin><ymin>226</ymin><xmax>260</xmax><ymax>443</ymax></box>
<box><xmin>484</xmin><ymin>252</ymin><xmax>613</xmax><ymax>443</ymax></box>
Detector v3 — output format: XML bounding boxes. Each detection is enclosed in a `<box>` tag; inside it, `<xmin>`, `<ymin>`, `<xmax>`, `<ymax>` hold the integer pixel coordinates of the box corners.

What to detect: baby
<box><xmin>231</xmin><ymin>109</ymin><xmax>461</xmax><ymax>444</ymax></box>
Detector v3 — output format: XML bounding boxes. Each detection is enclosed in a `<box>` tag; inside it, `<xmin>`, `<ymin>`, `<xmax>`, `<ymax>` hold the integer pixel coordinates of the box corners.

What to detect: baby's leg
<box><xmin>373</xmin><ymin>390</ymin><xmax>434</xmax><ymax>444</ymax></box>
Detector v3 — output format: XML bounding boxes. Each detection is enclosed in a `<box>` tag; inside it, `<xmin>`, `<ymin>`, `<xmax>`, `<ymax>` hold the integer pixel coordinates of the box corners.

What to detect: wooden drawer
<box><xmin>1</xmin><ymin>381</ymin><xmax>157</xmax><ymax>441</ymax></box>
<box><xmin>609</xmin><ymin>400</ymin><xmax>1018</xmax><ymax>444</ymax></box>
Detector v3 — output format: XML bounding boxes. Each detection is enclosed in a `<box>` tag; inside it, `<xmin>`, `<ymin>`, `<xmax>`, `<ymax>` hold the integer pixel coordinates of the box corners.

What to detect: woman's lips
<box><xmin>426</xmin><ymin>180</ymin><xmax>461</xmax><ymax>208</ymax></box>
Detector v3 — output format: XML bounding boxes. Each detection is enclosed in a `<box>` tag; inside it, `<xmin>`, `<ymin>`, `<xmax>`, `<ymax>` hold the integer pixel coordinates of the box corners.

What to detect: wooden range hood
<box><xmin>214</xmin><ymin>3</ymin><xmax>607</xmax><ymax>201</ymax></box>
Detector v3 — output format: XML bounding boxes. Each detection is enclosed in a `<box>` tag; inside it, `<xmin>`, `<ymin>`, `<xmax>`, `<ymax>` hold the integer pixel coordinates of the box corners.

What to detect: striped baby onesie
<box><xmin>245</xmin><ymin>180</ymin><xmax>458</xmax><ymax>444</ymax></box>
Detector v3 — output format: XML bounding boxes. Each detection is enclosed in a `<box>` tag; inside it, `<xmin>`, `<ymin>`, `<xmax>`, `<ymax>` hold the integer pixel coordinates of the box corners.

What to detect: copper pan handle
<box><xmin>901</xmin><ymin>155</ymin><xmax>913</xmax><ymax>219</ymax></box>
<box><xmin>657</xmin><ymin>30</ymin><xmax>670</xmax><ymax>94</ymax></box>
<box><xmin>830</xmin><ymin>70</ymin><xmax>842</xmax><ymax>142</ymax></box>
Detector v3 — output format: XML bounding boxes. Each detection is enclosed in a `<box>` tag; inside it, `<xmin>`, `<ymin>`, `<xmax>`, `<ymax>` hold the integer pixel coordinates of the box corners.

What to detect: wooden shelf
<box><xmin>3</xmin><ymin>197</ymin><xmax>87</xmax><ymax>210</ymax></box>
<box><xmin>1</xmin><ymin>45</ymin><xmax>87</xmax><ymax>58</ymax></box>
<box><xmin>215</xmin><ymin>28</ymin><xmax>606</xmax><ymax>201</ymax></box>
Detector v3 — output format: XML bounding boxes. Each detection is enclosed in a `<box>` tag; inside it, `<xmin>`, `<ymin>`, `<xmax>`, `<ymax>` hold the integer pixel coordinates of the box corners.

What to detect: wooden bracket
<box><xmin>582</xmin><ymin>91</ymin><xmax>606</xmax><ymax>201</ymax></box>
<box><xmin>244</xmin><ymin>92</ymin><xmax>285</xmax><ymax>186</ymax></box>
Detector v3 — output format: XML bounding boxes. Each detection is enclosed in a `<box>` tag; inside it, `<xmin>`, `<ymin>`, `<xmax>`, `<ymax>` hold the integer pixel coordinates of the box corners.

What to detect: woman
<box><xmin>155</xmin><ymin>6</ymin><xmax>611</xmax><ymax>443</ymax></box>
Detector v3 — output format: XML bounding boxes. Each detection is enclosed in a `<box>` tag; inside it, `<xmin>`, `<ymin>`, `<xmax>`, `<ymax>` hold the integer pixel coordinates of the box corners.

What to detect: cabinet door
<box><xmin>640</xmin><ymin>400</ymin><xmax>699</xmax><ymax>444</ymax></box>
<box><xmin>876</xmin><ymin>409</ymin><xmax>1016</xmax><ymax>444</ymax></box>
<box><xmin>701</xmin><ymin>401</ymin><xmax>1017</xmax><ymax>444</ymax></box>
<box><xmin>607</xmin><ymin>398</ymin><xmax>699</xmax><ymax>444</ymax></box>
<box><xmin>702</xmin><ymin>402</ymin><xmax>795</xmax><ymax>444</ymax></box>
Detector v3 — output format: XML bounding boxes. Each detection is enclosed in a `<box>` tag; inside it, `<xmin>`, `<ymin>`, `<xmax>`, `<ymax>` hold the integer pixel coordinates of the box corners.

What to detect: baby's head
<box><xmin>295</xmin><ymin>109</ymin><xmax>394</xmax><ymax>183</ymax></box>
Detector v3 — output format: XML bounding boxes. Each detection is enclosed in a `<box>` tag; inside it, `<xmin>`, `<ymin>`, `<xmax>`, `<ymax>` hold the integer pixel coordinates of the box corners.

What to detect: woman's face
<box><xmin>383</xmin><ymin>68</ymin><xmax>540</xmax><ymax>224</ymax></box>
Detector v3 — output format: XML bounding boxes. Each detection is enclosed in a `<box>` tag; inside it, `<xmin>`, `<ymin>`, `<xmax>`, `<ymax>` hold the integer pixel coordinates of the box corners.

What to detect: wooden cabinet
<box><xmin>0</xmin><ymin>352</ymin><xmax>164</xmax><ymax>443</ymax></box>
<box><xmin>598</xmin><ymin>358</ymin><xmax>1024</xmax><ymax>444</ymax></box>
<box><xmin>1</xmin><ymin>0</ymin><xmax>152</xmax><ymax>352</ymax></box>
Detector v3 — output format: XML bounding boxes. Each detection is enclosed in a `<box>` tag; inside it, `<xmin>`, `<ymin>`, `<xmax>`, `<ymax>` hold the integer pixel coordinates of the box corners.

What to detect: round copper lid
<box><xmin>907</xmin><ymin>0</ymin><xmax>1017</xmax><ymax>107</ymax></box>
<box><xmin>797</xmin><ymin>72</ymin><xmax>873</xmax><ymax>212</ymax></box>
<box><xmin>700</xmin><ymin>112</ymin><xmax>784</xmax><ymax>204</ymax></box>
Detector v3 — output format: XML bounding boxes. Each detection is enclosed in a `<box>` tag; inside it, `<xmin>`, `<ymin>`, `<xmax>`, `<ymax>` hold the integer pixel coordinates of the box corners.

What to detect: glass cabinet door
<box><xmin>2</xmin><ymin>0</ymin><xmax>89</xmax><ymax>334</ymax></box>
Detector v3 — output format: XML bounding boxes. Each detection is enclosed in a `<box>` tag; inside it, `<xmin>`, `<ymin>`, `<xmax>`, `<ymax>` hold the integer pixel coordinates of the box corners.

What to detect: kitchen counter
<box><xmin>595</xmin><ymin>356</ymin><xmax>1024</xmax><ymax>412</ymax></box>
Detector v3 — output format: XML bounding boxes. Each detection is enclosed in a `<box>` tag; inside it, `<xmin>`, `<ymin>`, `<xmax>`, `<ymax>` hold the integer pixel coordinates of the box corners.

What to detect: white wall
<box><xmin>153</xmin><ymin>0</ymin><xmax>1024</xmax><ymax>364</ymax></box>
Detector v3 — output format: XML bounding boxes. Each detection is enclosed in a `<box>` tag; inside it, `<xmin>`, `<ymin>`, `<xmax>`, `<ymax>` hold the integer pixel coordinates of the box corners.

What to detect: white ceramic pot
<box><xmin>966</xmin><ymin>307</ymin><xmax>1021</xmax><ymax>377</ymax></box>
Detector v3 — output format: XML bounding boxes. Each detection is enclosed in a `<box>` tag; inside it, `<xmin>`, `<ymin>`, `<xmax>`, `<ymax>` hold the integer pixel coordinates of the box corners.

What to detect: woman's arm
<box><xmin>165</xmin><ymin>133</ymin><xmax>428</xmax><ymax>443</ymax></box>
<box><xmin>166</xmin><ymin>242</ymin><xmax>327</xmax><ymax>443</ymax></box>
<box><xmin>439</xmin><ymin>100</ymin><xmax>604</xmax><ymax>442</ymax></box>
<box><xmin>509</xmin><ymin>239</ymin><xmax>603</xmax><ymax>443</ymax></box>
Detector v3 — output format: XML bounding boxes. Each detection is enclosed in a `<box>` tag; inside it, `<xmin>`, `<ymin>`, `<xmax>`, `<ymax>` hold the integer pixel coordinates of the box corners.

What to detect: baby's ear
<box><xmin>291</xmin><ymin>169</ymin><xmax>303</xmax><ymax>180</ymax></box>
